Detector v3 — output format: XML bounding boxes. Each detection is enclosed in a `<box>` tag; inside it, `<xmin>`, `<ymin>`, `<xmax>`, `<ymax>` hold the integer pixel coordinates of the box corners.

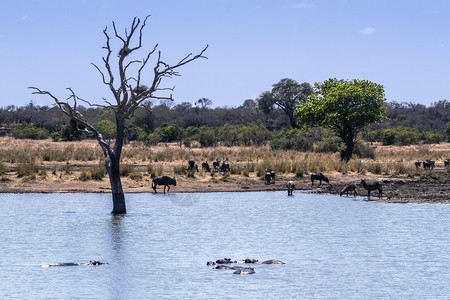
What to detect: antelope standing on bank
<box><xmin>360</xmin><ymin>179</ymin><xmax>382</xmax><ymax>198</ymax></box>
<box><xmin>340</xmin><ymin>184</ymin><xmax>357</xmax><ymax>197</ymax></box>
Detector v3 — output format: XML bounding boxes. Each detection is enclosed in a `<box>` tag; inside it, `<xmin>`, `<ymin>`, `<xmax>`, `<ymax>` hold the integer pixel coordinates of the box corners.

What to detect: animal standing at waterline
<box><xmin>311</xmin><ymin>173</ymin><xmax>332</xmax><ymax>188</ymax></box>
<box><xmin>340</xmin><ymin>184</ymin><xmax>357</xmax><ymax>197</ymax></box>
<box><xmin>360</xmin><ymin>179</ymin><xmax>382</xmax><ymax>198</ymax></box>
<box><xmin>152</xmin><ymin>176</ymin><xmax>177</xmax><ymax>193</ymax></box>
<box><xmin>286</xmin><ymin>181</ymin><xmax>295</xmax><ymax>196</ymax></box>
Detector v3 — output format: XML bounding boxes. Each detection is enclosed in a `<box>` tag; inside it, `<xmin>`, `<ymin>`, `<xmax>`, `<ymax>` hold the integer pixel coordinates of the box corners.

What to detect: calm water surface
<box><xmin>0</xmin><ymin>191</ymin><xmax>448</xmax><ymax>299</ymax></box>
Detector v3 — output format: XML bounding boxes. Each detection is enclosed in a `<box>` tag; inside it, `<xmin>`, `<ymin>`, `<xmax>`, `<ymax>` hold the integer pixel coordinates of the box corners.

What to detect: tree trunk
<box><xmin>340</xmin><ymin>131</ymin><xmax>355</xmax><ymax>163</ymax></box>
<box><xmin>107</xmin><ymin>155</ymin><xmax>126</xmax><ymax>214</ymax></box>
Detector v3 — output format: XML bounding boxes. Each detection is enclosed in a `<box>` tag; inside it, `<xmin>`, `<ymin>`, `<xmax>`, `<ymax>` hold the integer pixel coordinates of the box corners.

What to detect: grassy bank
<box><xmin>0</xmin><ymin>137</ymin><xmax>449</xmax><ymax>183</ymax></box>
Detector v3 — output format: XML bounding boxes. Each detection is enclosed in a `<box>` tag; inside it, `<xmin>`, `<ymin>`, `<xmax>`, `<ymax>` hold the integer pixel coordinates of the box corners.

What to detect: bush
<box><xmin>16</xmin><ymin>162</ymin><xmax>42</xmax><ymax>177</ymax></box>
<box><xmin>315</xmin><ymin>138</ymin><xmax>341</xmax><ymax>153</ymax></box>
<box><xmin>423</xmin><ymin>131</ymin><xmax>443</xmax><ymax>144</ymax></box>
<box><xmin>79</xmin><ymin>166</ymin><xmax>106</xmax><ymax>181</ymax></box>
<box><xmin>93</xmin><ymin>120</ymin><xmax>116</xmax><ymax>140</ymax></box>
<box><xmin>353</xmin><ymin>142</ymin><xmax>376</xmax><ymax>159</ymax></box>
<box><xmin>11</xmin><ymin>123</ymin><xmax>49</xmax><ymax>140</ymax></box>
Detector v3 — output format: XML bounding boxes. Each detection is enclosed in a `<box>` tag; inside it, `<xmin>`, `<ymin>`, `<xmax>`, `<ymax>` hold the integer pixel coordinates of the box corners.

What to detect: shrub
<box><xmin>120</xmin><ymin>164</ymin><xmax>132</xmax><ymax>177</ymax></box>
<box><xmin>315</xmin><ymin>138</ymin><xmax>341</xmax><ymax>153</ymax></box>
<box><xmin>93</xmin><ymin>120</ymin><xmax>116</xmax><ymax>140</ymax></box>
<box><xmin>129</xmin><ymin>172</ymin><xmax>143</xmax><ymax>181</ymax></box>
<box><xmin>11</xmin><ymin>123</ymin><xmax>49</xmax><ymax>140</ymax></box>
<box><xmin>423</xmin><ymin>131</ymin><xmax>443</xmax><ymax>144</ymax></box>
<box><xmin>16</xmin><ymin>162</ymin><xmax>42</xmax><ymax>177</ymax></box>
<box><xmin>353</xmin><ymin>142</ymin><xmax>376</xmax><ymax>159</ymax></box>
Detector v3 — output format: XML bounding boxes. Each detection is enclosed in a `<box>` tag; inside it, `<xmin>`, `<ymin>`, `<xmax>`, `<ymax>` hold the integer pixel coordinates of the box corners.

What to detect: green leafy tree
<box><xmin>295</xmin><ymin>78</ymin><xmax>387</xmax><ymax>162</ymax></box>
<box><xmin>271</xmin><ymin>78</ymin><xmax>313</xmax><ymax>129</ymax></box>
<box><xmin>93</xmin><ymin>120</ymin><xmax>116</xmax><ymax>140</ymax></box>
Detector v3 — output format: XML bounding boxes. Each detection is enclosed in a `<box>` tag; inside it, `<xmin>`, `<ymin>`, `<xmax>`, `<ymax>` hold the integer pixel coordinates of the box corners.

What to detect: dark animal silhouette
<box><xmin>340</xmin><ymin>184</ymin><xmax>357</xmax><ymax>197</ymax></box>
<box><xmin>423</xmin><ymin>159</ymin><xmax>435</xmax><ymax>169</ymax></box>
<box><xmin>311</xmin><ymin>173</ymin><xmax>332</xmax><ymax>188</ymax></box>
<box><xmin>414</xmin><ymin>160</ymin><xmax>421</xmax><ymax>168</ymax></box>
<box><xmin>445</xmin><ymin>159</ymin><xmax>449</xmax><ymax>168</ymax></box>
<box><xmin>152</xmin><ymin>176</ymin><xmax>176</xmax><ymax>193</ymax></box>
<box><xmin>213</xmin><ymin>159</ymin><xmax>221</xmax><ymax>171</ymax></box>
<box><xmin>220</xmin><ymin>161</ymin><xmax>230</xmax><ymax>172</ymax></box>
<box><xmin>265</xmin><ymin>170</ymin><xmax>276</xmax><ymax>184</ymax></box>
<box><xmin>360</xmin><ymin>179</ymin><xmax>382</xmax><ymax>198</ymax></box>
<box><xmin>187</xmin><ymin>159</ymin><xmax>199</xmax><ymax>172</ymax></box>
<box><xmin>202</xmin><ymin>161</ymin><xmax>211</xmax><ymax>172</ymax></box>
<box><xmin>233</xmin><ymin>268</ymin><xmax>255</xmax><ymax>275</ymax></box>
<box><xmin>286</xmin><ymin>181</ymin><xmax>295</xmax><ymax>195</ymax></box>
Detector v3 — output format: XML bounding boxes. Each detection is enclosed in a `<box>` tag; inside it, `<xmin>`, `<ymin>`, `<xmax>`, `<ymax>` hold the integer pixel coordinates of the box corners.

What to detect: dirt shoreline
<box><xmin>1</xmin><ymin>170</ymin><xmax>448</xmax><ymax>204</ymax></box>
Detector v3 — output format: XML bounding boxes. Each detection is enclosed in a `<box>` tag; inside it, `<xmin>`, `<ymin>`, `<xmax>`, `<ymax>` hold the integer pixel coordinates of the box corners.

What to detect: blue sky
<box><xmin>1</xmin><ymin>0</ymin><xmax>449</xmax><ymax>109</ymax></box>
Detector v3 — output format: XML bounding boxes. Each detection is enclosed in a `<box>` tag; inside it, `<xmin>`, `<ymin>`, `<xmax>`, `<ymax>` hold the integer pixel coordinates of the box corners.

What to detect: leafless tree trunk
<box><xmin>30</xmin><ymin>16</ymin><xmax>207</xmax><ymax>214</ymax></box>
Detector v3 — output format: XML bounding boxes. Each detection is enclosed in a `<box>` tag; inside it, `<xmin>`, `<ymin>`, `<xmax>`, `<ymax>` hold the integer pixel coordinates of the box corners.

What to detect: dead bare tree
<box><xmin>30</xmin><ymin>16</ymin><xmax>208</xmax><ymax>214</ymax></box>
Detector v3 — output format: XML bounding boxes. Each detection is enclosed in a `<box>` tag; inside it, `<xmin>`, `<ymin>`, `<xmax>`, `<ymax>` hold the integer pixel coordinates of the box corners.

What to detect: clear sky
<box><xmin>1</xmin><ymin>0</ymin><xmax>449</xmax><ymax>109</ymax></box>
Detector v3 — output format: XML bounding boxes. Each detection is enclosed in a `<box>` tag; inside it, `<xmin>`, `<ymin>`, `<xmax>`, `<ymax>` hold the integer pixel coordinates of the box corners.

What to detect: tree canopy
<box><xmin>295</xmin><ymin>78</ymin><xmax>387</xmax><ymax>161</ymax></box>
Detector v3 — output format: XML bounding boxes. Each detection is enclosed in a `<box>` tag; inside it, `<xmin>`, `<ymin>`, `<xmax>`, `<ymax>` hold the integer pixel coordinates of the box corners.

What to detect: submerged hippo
<box><xmin>215</xmin><ymin>258</ymin><xmax>236</xmax><ymax>264</ymax></box>
<box><xmin>41</xmin><ymin>261</ymin><xmax>108</xmax><ymax>267</ymax></box>
<box><xmin>233</xmin><ymin>267</ymin><xmax>255</xmax><ymax>275</ymax></box>
<box><xmin>260</xmin><ymin>259</ymin><xmax>285</xmax><ymax>264</ymax></box>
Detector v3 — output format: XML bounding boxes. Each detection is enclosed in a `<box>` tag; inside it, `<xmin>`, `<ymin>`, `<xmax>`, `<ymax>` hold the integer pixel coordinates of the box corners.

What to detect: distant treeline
<box><xmin>1</xmin><ymin>99</ymin><xmax>449</xmax><ymax>147</ymax></box>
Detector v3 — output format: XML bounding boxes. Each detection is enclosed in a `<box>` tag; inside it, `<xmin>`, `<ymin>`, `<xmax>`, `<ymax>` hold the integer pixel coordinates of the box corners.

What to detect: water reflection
<box><xmin>167</xmin><ymin>192</ymin><xmax>202</xmax><ymax>207</ymax></box>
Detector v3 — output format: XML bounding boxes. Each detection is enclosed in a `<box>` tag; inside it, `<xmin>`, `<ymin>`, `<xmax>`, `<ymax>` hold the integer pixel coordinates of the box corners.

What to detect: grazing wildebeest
<box><xmin>414</xmin><ymin>160</ymin><xmax>421</xmax><ymax>168</ymax></box>
<box><xmin>264</xmin><ymin>170</ymin><xmax>276</xmax><ymax>184</ymax></box>
<box><xmin>340</xmin><ymin>184</ymin><xmax>357</xmax><ymax>197</ymax></box>
<box><xmin>187</xmin><ymin>159</ymin><xmax>199</xmax><ymax>172</ymax></box>
<box><xmin>311</xmin><ymin>173</ymin><xmax>332</xmax><ymax>188</ymax></box>
<box><xmin>212</xmin><ymin>159</ymin><xmax>221</xmax><ymax>171</ymax></box>
<box><xmin>220</xmin><ymin>161</ymin><xmax>230</xmax><ymax>172</ymax></box>
<box><xmin>152</xmin><ymin>176</ymin><xmax>176</xmax><ymax>193</ymax></box>
<box><xmin>445</xmin><ymin>159</ymin><xmax>449</xmax><ymax>168</ymax></box>
<box><xmin>202</xmin><ymin>161</ymin><xmax>211</xmax><ymax>172</ymax></box>
<box><xmin>423</xmin><ymin>159</ymin><xmax>435</xmax><ymax>170</ymax></box>
<box><xmin>360</xmin><ymin>179</ymin><xmax>382</xmax><ymax>198</ymax></box>
<box><xmin>286</xmin><ymin>181</ymin><xmax>295</xmax><ymax>195</ymax></box>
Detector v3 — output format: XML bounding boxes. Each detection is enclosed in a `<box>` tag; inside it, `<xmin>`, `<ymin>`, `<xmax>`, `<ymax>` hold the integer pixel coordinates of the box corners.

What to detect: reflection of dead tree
<box><xmin>30</xmin><ymin>15</ymin><xmax>208</xmax><ymax>214</ymax></box>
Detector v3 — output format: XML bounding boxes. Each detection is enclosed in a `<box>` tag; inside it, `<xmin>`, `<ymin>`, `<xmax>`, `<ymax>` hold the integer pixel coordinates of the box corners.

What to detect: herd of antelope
<box><xmin>152</xmin><ymin>158</ymin><xmax>449</xmax><ymax>197</ymax></box>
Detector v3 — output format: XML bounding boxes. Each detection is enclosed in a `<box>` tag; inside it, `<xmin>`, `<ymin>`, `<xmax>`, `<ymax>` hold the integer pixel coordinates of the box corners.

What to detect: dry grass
<box><xmin>0</xmin><ymin>137</ymin><xmax>448</xmax><ymax>184</ymax></box>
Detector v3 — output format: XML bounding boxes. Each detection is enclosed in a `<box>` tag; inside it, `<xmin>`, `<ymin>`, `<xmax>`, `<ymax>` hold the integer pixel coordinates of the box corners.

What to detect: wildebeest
<box><xmin>187</xmin><ymin>159</ymin><xmax>199</xmax><ymax>172</ymax></box>
<box><xmin>423</xmin><ymin>159</ymin><xmax>435</xmax><ymax>169</ymax></box>
<box><xmin>445</xmin><ymin>159</ymin><xmax>449</xmax><ymax>168</ymax></box>
<box><xmin>265</xmin><ymin>170</ymin><xmax>276</xmax><ymax>184</ymax></box>
<box><xmin>286</xmin><ymin>181</ymin><xmax>295</xmax><ymax>195</ymax></box>
<box><xmin>311</xmin><ymin>173</ymin><xmax>332</xmax><ymax>188</ymax></box>
<box><xmin>202</xmin><ymin>161</ymin><xmax>211</xmax><ymax>172</ymax></box>
<box><xmin>220</xmin><ymin>161</ymin><xmax>230</xmax><ymax>172</ymax></box>
<box><xmin>212</xmin><ymin>159</ymin><xmax>221</xmax><ymax>171</ymax></box>
<box><xmin>152</xmin><ymin>176</ymin><xmax>177</xmax><ymax>193</ymax></box>
<box><xmin>340</xmin><ymin>184</ymin><xmax>357</xmax><ymax>197</ymax></box>
<box><xmin>414</xmin><ymin>160</ymin><xmax>421</xmax><ymax>168</ymax></box>
<box><xmin>360</xmin><ymin>179</ymin><xmax>382</xmax><ymax>198</ymax></box>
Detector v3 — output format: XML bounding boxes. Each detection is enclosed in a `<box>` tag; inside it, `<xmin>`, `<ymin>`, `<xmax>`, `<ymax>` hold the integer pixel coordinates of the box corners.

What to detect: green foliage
<box><xmin>381</xmin><ymin>126</ymin><xmax>421</xmax><ymax>145</ymax></box>
<box><xmin>155</xmin><ymin>124</ymin><xmax>183</xmax><ymax>142</ymax></box>
<box><xmin>295</xmin><ymin>78</ymin><xmax>387</xmax><ymax>161</ymax></box>
<box><xmin>198</xmin><ymin>126</ymin><xmax>216</xmax><ymax>147</ymax></box>
<box><xmin>423</xmin><ymin>131</ymin><xmax>443</xmax><ymax>144</ymax></box>
<box><xmin>295</xmin><ymin>78</ymin><xmax>387</xmax><ymax>131</ymax></box>
<box><xmin>11</xmin><ymin>123</ymin><xmax>49</xmax><ymax>140</ymax></box>
<box><xmin>93</xmin><ymin>120</ymin><xmax>116</xmax><ymax>140</ymax></box>
<box><xmin>59</xmin><ymin>125</ymin><xmax>85</xmax><ymax>141</ymax></box>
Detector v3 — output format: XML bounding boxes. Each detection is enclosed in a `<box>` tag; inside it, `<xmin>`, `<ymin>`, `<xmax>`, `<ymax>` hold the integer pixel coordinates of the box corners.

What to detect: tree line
<box><xmin>2</xmin><ymin>94</ymin><xmax>449</xmax><ymax>147</ymax></box>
